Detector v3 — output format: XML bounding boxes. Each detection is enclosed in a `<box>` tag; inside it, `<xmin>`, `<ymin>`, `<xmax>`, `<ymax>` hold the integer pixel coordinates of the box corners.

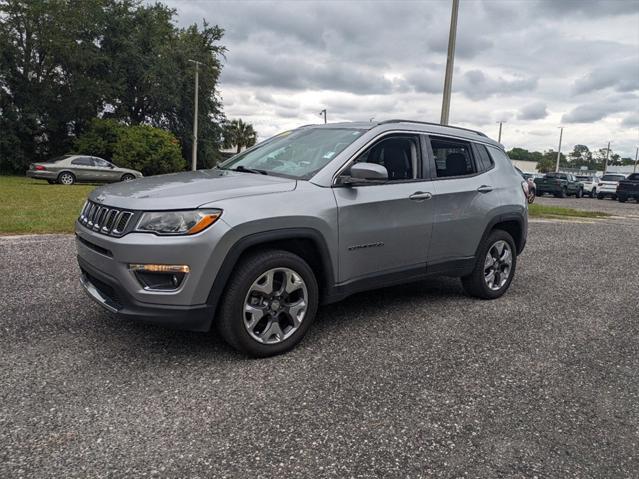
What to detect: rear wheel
<box><xmin>217</xmin><ymin>250</ymin><xmax>319</xmax><ymax>357</ymax></box>
<box><xmin>462</xmin><ymin>230</ymin><xmax>517</xmax><ymax>300</ymax></box>
<box><xmin>559</xmin><ymin>187</ymin><xmax>567</xmax><ymax>198</ymax></box>
<box><xmin>57</xmin><ymin>172</ymin><xmax>75</xmax><ymax>185</ymax></box>
<box><xmin>590</xmin><ymin>189</ymin><xmax>597</xmax><ymax>198</ymax></box>
<box><xmin>618</xmin><ymin>195</ymin><xmax>627</xmax><ymax>203</ymax></box>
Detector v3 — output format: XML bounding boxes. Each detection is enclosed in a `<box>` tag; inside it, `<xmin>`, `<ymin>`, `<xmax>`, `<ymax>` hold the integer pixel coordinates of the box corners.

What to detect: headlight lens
<box><xmin>136</xmin><ymin>209</ymin><xmax>222</xmax><ymax>235</ymax></box>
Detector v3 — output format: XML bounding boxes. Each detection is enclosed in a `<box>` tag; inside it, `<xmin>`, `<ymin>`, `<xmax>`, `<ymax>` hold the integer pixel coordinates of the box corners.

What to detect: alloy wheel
<box><xmin>59</xmin><ymin>173</ymin><xmax>74</xmax><ymax>185</ymax></box>
<box><xmin>243</xmin><ymin>267</ymin><xmax>308</xmax><ymax>344</ymax></box>
<box><xmin>484</xmin><ymin>240</ymin><xmax>513</xmax><ymax>291</ymax></box>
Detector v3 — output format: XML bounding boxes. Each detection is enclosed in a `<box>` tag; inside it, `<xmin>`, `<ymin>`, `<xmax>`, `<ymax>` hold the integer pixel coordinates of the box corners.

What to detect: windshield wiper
<box><xmin>230</xmin><ymin>165</ymin><xmax>269</xmax><ymax>175</ymax></box>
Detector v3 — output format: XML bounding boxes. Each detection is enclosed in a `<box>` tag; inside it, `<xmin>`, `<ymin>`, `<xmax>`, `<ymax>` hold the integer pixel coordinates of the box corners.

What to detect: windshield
<box><xmin>602</xmin><ymin>175</ymin><xmax>625</xmax><ymax>181</ymax></box>
<box><xmin>219</xmin><ymin>128</ymin><xmax>365</xmax><ymax>179</ymax></box>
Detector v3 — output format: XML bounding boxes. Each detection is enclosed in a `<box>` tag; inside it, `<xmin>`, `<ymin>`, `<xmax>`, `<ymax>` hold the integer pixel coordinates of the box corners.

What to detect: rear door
<box><xmin>426</xmin><ymin>137</ymin><xmax>498</xmax><ymax>265</ymax></box>
<box><xmin>333</xmin><ymin>133</ymin><xmax>434</xmax><ymax>283</ymax></box>
<box><xmin>70</xmin><ymin>156</ymin><xmax>96</xmax><ymax>181</ymax></box>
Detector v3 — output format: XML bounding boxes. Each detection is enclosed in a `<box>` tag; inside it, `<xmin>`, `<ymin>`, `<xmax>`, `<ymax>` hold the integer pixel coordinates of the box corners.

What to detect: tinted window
<box><xmin>430</xmin><ymin>137</ymin><xmax>475</xmax><ymax>178</ymax></box>
<box><xmin>628</xmin><ymin>174</ymin><xmax>639</xmax><ymax>181</ymax></box>
<box><xmin>354</xmin><ymin>136</ymin><xmax>418</xmax><ymax>181</ymax></box>
<box><xmin>474</xmin><ymin>144</ymin><xmax>494</xmax><ymax>172</ymax></box>
<box><xmin>71</xmin><ymin>157</ymin><xmax>94</xmax><ymax>166</ymax></box>
<box><xmin>602</xmin><ymin>175</ymin><xmax>625</xmax><ymax>181</ymax></box>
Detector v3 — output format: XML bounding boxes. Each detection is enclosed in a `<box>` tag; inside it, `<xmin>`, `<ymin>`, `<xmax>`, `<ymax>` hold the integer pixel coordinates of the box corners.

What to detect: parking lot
<box><xmin>1</xmin><ymin>198</ymin><xmax>638</xmax><ymax>478</ymax></box>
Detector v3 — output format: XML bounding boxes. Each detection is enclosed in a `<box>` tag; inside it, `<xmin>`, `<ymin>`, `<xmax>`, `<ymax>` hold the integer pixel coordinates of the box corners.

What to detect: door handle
<box><xmin>477</xmin><ymin>185</ymin><xmax>493</xmax><ymax>193</ymax></box>
<box><xmin>409</xmin><ymin>191</ymin><xmax>432</xmax><ymax>201</ymax></box>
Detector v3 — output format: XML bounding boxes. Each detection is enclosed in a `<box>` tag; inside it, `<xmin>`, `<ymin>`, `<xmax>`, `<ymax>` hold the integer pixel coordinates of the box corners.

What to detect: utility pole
<box><xmin>634</xmin><ymin>146</ymin><xmax>638</xmax><ymax>173</ymax></box>
<box><xmin>555</xmin><ymin>126</ymin><xmax>564</xmax><ymax>172</ymax></box>
<box><xmin>497</xmin><ymin>121</ymin><xmax>505</xmax><ymax>143</ymax></box>
<box><xmin>319</xmin><ymin>109</ymin><xmax>327</xmax><ymax>124</ymax></box>
<box><xmin>440</xmin><ymin>0</ymin><xmax>459</xmax><ymax>125</ymax></box>
<box><xmin>604</xmin><ymin>141</ymin><xmax>610</xmax><ymax>174</ymax></box>
<box><xmin>189</xmin><ymin>59</ymin><xmax>203</xmax><ymax>171</ymax></box>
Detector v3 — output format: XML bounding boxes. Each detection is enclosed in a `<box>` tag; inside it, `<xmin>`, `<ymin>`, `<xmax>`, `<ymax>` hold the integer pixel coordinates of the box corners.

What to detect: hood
<box><xmin>89</xmin><ymin>169</ymin><xmax>297</xmax><ymax>210</ymax></box>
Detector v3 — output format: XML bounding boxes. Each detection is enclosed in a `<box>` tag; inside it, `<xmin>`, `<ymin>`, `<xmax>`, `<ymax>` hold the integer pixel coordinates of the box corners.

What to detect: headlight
<box><xmin>136</xmin><ymin>209</ymin><xmax>222</xmax><ymax>235</ymax></box>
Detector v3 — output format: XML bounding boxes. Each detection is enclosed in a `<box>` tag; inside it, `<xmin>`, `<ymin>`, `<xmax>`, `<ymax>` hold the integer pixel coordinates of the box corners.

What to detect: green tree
<box><xmin>506</xmin><ymin>147</ymin><xmax>543</xmax><ymax>163</ymax></box>
<box><xmin>73</xmin><ymin>118</ymin><xmax>124</xmax><ymax>161</ymax></box>
<box><xmin>223</xmin><ymin>119</ymin><xmax>257</xmax><ymax>153</ymax></box>
<box><xmin>568</xmin><ymin>144</ymin><xmax>592</xmax><ymax>164</ymax></box>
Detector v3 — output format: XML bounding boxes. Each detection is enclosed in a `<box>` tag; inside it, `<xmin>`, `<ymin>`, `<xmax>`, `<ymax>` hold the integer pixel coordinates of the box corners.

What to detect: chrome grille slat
<box><xmin>79</xmin><ymin>201</ymin><xmax>133</xmax><ymax>237</ymax></box>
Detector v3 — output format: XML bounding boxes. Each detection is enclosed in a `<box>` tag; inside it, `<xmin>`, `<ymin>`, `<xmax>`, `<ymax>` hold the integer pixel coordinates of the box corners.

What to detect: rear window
<box><xmin>44</xmin><ymin>155</ymin><xmax>72</xmax><ymax>163</ymax></box>
<box><xmin>627</xmin><ymin>173</ymin><xmax>639</xmax><ymax>181</ymax></box>
<box><xmin>601</xmin><ymin>175</ymin><xmax>625</xmax><ymax>181</ymax></box>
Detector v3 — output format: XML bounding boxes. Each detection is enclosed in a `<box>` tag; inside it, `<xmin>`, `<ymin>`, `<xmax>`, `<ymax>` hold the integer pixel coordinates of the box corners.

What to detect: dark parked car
<box><xmin>27</xmin><ymin>155</ymin><xmax>142</xmax><ymax>185</ymax></box>
<box><xmin>617</xmin><ymin>173</ymin><xmax>639</xmax><ymax>203</ymax></box>
<box><xmin>534</xmin><ymin>172</ymin><xmax>584</xmax><ymax>198</ymax></box>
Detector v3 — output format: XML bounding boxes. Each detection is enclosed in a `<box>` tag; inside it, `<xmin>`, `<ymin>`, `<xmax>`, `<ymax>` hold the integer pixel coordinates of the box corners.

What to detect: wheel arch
<box><xmin>206</xmin><ymin>228</ymin><xmax>336</xmax><ymax>319</ymax></box>
<box><xmin>478</xmin><ymin>213</ymin><xmax>527</xmax><ymax>257</ymax></box>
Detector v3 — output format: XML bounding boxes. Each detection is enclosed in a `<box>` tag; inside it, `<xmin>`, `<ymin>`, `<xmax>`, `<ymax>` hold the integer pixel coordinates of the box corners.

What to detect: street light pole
<box><xmin>497</xmin><ymin>121</ymin><xmax>505</xmax><ymax>143</ymax></box>
<box><xmin>188</xmin><ymin>59</ymin><xmax>203</xmax><ymax>171</ymax></box>
<box><xmin>604</xmin><ymin>141</ymin><xmax>610</xmax><ymax>174</ymax></box>
<box><xmin>634</xmin><ymin>146</ymin><xmax>638</xmax><ymax>174</ymax></box>
<box><xmin>555</xmin><ymin>126</ymin><xmax>564</xmax><ymax>173</ymax></box>
<box><xmin>440</xmin><ymin>0</ymin><xmax>459</xmax><ymax>126</ymax></box>
<box><xmin>319</xmin><ymin>109</ymin><xmax>327</xmax><ymax>124</ymax></box>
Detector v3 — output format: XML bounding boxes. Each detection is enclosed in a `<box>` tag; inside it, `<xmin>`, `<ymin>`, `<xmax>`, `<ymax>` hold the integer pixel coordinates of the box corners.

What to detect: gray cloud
<box><xmin>621</xmin><ymin>112</ymin><xmax>639</xmax><ymax>127</ymax></box>
<box><xmin>562</xmin><ymin>94</ymin><xmax>638</xmax><ymax>123</ymax></box>
<box><xmin>457</xmin><ymin>70</ymin><xmax>538</xmax><ymax>101</ymax></box>
<box><xmin>517</xmin><ymin>102</ymin><xmax>549</xmax><ymax>120</ymax></box>
<box><xmin>573</xmin><ymin>57</ymin><xmax>639</xmax><ymax>94</ymax></box>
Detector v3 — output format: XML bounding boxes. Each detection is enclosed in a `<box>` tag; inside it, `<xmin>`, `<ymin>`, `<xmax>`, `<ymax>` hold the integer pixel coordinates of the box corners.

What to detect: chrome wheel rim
<box><xmin>484</xmin><ymin>240</ymin><xmax>512</xmax><ymax>291</ymax></box>
<box><xmin>122</xmin><ymin>175</ymin><xmax>134</xmax><ymax>181</ymax></box>
<box><xmin>243</xmin><ymin>267</ymin><xmax>308</xmax><ymax>344</ymax></box>
<box><xmin>60</xmin><ymin>173</ymin><xmax>73</xmax><ymax>185</ymax></box>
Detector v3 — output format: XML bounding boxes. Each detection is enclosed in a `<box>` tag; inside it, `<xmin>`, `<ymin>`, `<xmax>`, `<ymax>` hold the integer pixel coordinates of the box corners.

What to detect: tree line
<box><xmin>508</xmin><ymin>145</ymin><xmax>636</xmax><ymax>173</ymax></box>
<box><xmin>0</xmin><ymin>0</ymin><xmax>233</xmax><ymax>174</ymax></box>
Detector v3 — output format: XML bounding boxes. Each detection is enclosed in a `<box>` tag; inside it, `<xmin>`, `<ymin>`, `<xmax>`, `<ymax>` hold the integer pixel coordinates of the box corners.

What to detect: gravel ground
<box><xmin>1</xmin><ymin>217</ymin><xmax>638</xmax><ymax>478</ymax></box>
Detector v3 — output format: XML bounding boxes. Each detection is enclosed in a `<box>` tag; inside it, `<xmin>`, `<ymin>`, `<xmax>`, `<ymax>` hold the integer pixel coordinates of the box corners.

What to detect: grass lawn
<box><xmin>0</xmin><ymin>176</ymin><xmax>97</xmax><ymax>234</ymax></box>
<box><xmin>528</xmin><ymin>203</ymin><xmax>611</xmax><ymax>219</ymax></box>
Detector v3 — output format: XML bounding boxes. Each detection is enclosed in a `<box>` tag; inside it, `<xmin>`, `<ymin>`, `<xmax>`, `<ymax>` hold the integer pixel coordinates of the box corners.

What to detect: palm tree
<box><xmin>223</xmin><ymin>119</ymin><xmax>257</xmax><ymax>153</ymax></box>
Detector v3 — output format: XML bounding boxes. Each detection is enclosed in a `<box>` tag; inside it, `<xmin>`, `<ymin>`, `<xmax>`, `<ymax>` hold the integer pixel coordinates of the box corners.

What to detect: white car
<box><xmin>576</xmin><ymin>175</ymin><xmax>600</xmax><ymax>198</ymax></box>
<box><xmin>597</xmin><ymin>173</ymin><xmax>627</xmax><ymax>200</ymax></box>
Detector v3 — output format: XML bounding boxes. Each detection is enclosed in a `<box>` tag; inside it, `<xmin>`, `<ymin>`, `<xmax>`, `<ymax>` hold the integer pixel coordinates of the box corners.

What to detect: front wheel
<box><xmin>121</xmin><ymin>174</ymin><xmax>136</xmax><ymax>182</ymax></box>
<box><xmin>462</xmin><ymin>230</ymin><xmax>517</xmax><ymax>300</ymax></box>
<box><xmin>217</xmin><ymin>250</ymin><xmax>319</xmax><ymax>357</ymax></box>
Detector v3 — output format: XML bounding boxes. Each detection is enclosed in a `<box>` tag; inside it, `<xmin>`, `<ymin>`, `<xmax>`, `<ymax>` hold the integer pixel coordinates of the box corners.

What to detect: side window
<box><xmin>354</xmin><ymin>135</ymin><xmax>419</xmax><ymax>181</ymax></box>
<box><xmin>93</xmin><ymin>158</ymin><xmax>110</xmax><ymax>168</ymax></box>
<box><xmin>474</xmin><ymin>144</ymin><xmax>495</xmax><ymax>172</ymax></box>
<box><xmin>71</xmin><ymin>156</ymin><xmax>93</xmax><ymax>166</ymax></box>
<box><xmin>430</xmin><ymin>137</ymin><xmax>476</xmax><ymax>178</ymax></box>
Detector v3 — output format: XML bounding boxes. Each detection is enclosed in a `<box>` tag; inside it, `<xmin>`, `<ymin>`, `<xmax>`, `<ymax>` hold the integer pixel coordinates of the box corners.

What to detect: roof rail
<box><xmin>377</xmin><ymin>119</ymin><xmax>488</xmax><ymax>138</ymax></box>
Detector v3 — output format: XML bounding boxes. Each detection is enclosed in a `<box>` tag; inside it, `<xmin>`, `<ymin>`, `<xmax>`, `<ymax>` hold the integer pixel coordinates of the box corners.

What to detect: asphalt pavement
<box><xmin>1</xmin><ymin>208</ymin><xmax>638</xmax><ymax>478</ymax></box>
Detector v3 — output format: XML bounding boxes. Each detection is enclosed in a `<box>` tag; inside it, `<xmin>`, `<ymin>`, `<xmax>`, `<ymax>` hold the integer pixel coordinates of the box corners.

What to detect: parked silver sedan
<box><xmin>27</xmin><ymin>155</ymin><xmax>143</xmax><ymax>185</ymax></box>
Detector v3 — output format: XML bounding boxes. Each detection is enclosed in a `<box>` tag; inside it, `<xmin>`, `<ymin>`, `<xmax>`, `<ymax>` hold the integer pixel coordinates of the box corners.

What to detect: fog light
<box><xmin>129</xmin><ymin>264</ymin><xmax>190</xmax><ymax>290</ymax></box>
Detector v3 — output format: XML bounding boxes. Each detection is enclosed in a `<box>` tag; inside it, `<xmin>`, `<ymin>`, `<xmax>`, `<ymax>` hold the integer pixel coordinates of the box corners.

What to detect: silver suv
<box><xmin>76</xmin><ymin>120</ymin><xmax>528</xmax><ymax>356</ymax></box>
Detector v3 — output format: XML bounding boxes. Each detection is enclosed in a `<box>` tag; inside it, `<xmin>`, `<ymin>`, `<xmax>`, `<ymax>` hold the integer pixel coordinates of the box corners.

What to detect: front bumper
<box><xmin>78</xmin><ymin>256</ymin><xmax>214</xmax><ymax>331</ymax></box>
<box><xmin>75</xmin><ymin>218</ymin><xmax>232</xmax><ymax>331</ymax></box>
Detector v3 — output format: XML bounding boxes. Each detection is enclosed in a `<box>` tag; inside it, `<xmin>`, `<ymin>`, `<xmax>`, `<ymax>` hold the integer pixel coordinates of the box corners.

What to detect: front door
<box><xmin>333</xmin><ymin>134</ymin><xmax>434</xmax><ymax>283</ymax></box>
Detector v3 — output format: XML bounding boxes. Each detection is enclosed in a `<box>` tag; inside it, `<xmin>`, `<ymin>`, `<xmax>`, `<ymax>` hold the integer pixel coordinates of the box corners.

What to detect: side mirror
<box><xmin>343</xmin><ymin>162</ymin><xmax>388</xmax><ymax>184</ymax></box>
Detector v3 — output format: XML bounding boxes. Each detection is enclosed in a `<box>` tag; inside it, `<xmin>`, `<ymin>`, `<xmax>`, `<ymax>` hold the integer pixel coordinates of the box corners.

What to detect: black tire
<box><xmin>590</xmin><ymin>189</ymin><xmax>596</xmax><ymax>198</ymax></box>
<box><xmin>576</xmin><ymin>188</ymin><xmax>583</xmax><ymax>198</ymax></box>
<box><xmin>121</xmin><ymin>174</ymin><xmax>135</xmax><ymax>182</ymax></box>
<box><xmin>597</xmin><ymin>193</ymin><xmax>604</xmax><ymax>200</ymax></box>
<box><xmin>217</xmin><ymin>249</ymin><xmax>319</xmax><ymax>357</ymax></box>
<box><xmin>57</xmin><ymin>171</ymin><xmax>75</xmax><ymax>185</ymax></box>
<box><xmin>618</xmin><ymin>195</ymin><xmax>627</xmax><ymax>203</ymax></box>
<box><xmin>559</xmin><ymin>187</ymin><xmax>567</xmax><ymax>198</ymax></box>
<box><xmin>461</xmin><ymin>229</ymin><xmax>517</xmax><ymax>300</ymax></box>
<box><xmin>612</xmin><ymin>194</ymin><xmax>617</xmax><ymax>201</ymax></box>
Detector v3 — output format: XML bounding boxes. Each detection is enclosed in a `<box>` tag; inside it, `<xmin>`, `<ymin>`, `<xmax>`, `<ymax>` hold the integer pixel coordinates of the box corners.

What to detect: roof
<box><xmin>303</xmin><ymin>119</ymin><xmax>500</xmax><ymax>146</ymax></box>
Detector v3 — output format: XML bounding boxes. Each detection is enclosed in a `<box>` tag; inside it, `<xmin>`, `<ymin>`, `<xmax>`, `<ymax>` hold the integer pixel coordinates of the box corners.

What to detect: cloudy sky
<box><xmin>162</xmin><ymin>0</ymin><xmax>638</xmax><ymax>157</ymax></box>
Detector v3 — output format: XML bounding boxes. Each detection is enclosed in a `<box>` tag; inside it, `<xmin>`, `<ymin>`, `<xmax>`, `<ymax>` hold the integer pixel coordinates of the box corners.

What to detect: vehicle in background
<box><xmin>534</xmin><ymin>172</ymin><xmax>584</xmax><ymax>198</ymax></box>
<box><xmin>576</xmin><ymin>175</ymin><xmax>600</xmax><ymax>198</ymax></box>
<box><xmin>616</xmin><ymin>173</ymin><xmax>639</xmax><ymax>203</ymax></box>
<box><xmin>514</xmin><ymin>166</ymin><xmax>536</xmax><ymax>203</ymax></box>
<box><xmin>597</xmin><ymin>173</ymin><xmax>627</xmax><ymax>200</ymax></box>
<box><xmin>27</xmin><ymin>155</ymin><xmax>143</xmax><ymax>185</ymax></box>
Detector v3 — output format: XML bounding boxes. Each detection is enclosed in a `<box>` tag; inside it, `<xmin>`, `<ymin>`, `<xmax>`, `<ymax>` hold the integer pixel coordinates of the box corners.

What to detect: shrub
<box><xmin>74</xmin><ymin>119</ymin><xmax>186</xmax><ymax>176</ymax></box>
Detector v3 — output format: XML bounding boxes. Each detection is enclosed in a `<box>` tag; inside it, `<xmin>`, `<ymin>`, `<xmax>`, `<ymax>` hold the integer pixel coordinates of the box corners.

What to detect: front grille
<box><xmin>79</xmin><ymin>200</ymin><xmax>134</xmax><ymax>236</ymax></box>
